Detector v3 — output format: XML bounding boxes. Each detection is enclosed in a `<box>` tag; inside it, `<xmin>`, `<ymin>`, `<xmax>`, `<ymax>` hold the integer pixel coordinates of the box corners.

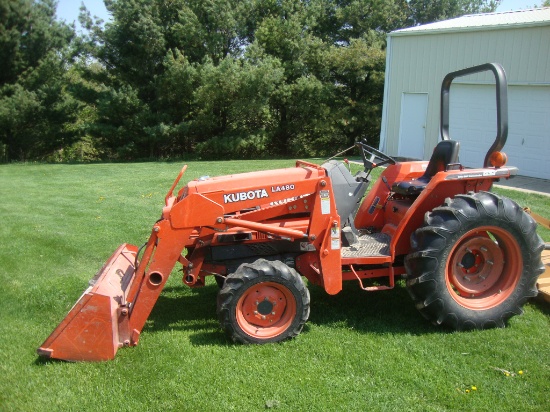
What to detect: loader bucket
<box><xmin>37</xmin><ymin>244</ymin><xmax>138</xmax><ymax>361</ymax></box>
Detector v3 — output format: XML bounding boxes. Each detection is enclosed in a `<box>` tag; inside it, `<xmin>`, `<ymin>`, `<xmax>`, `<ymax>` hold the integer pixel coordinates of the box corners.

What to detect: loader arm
<box><xmin>37</xmin><ymin>221</ymin><xmax>194</xmax><ymax>361</ymax></box>
<box><xmin>37</xmin><ymin>166</ymin><xmax>208</xmax><ymax>361</ymax></box>
<box><xmin>38</xmin><ymin>162</ymin><xmax>344</xmax><ymax>361</ymax></box>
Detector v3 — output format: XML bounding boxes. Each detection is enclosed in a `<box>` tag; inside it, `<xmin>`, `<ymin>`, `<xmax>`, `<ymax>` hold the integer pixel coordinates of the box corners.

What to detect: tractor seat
<box><xmin>392</xmin><ymin>140</ymin><xmax>460</xmax><ymax>196</ymax></box>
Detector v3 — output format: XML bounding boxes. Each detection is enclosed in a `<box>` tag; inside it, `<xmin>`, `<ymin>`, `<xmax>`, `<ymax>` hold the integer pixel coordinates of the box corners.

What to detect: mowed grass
<box><xmin>1</xmin><ymin>160</ymin><xmax>549</xmax><ymax>411</ymax></box>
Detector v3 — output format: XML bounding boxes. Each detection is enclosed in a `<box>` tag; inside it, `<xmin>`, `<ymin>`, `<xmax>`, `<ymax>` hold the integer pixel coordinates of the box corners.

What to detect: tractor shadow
<box><xmin>144</xmin><ymin>284</ymin><xmax>224</xmax><ymax>342</ymax></box>
<box><xmin>306</xmin><ymin>280</ymin><xmax>440</xmax><ymax>336</ymax></box>
<box><xmin>530</xmin><ymin>296</ymin><xmax>550</xmax><ymax>317</ymax></box>
<box><xmin>144</xmin><ymin>279</ymin><xmax>442</xmax><ymax>347</ymax></box>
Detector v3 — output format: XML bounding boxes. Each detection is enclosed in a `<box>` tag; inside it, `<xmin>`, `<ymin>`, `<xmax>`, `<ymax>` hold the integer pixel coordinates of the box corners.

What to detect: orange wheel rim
<box><xmin>446</xmin><ymin>226</ymin><xmax>522</xmax><ymax>310</ymax></box>
<box><xmin>236</xmin><ymin>282</ymin><xmax>296</xmax><ymax>339</ymax></box>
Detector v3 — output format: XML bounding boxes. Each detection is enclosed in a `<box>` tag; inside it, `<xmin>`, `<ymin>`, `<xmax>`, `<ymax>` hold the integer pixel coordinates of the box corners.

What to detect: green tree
<box><xmin>154</xmin><ymin>50</ymin><xmax>199</xmax><ymax>155</ymax></box>
<box><xmin>0</xmin><ymin>0</ymin><xmax>73</xmax><ymax>85</ymax></box>
<box><xmin>76</xmin><ymin>0</ymin><xmax>262</xmax><ymax>158</ymax></box>
<box><xmin>0</xmin><ymin>0</ymin><xmax>78</xmax><ymax>160</ymax></box>
<box><xmin>249</xmin><ymin>1</ymin><xmax>395</xmax><ymax>155</ymax></box>
<box><xmin>70</xmin><ymin>0</ymin><xmax>501</xmax><ymax>161</ymax></box>
<box><xmin>327</xmin><ymin>34</ymin><xmax>387</xmax><ymax>148</ymax></box>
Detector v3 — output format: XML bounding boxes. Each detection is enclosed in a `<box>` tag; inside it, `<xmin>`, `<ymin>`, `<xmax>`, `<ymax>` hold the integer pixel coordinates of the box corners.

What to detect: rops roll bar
<box><xmin>440</xmin><ymin>62</ymin><xmax>508</xmax><ymax>167</ymax></box>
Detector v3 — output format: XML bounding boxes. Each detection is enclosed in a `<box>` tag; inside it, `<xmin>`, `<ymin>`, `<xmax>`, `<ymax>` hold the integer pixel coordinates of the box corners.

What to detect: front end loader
<box><xmin>38</xmin><ymin>63</ymin><xmax>545</xmax><ymax>361</ymax></box>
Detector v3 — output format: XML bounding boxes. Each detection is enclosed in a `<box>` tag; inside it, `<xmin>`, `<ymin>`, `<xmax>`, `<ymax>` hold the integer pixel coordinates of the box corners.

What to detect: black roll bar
<box><xmin>440</xmin><ymin>62</ymin><xmax>508</xmax><ymax>167</ymax></box>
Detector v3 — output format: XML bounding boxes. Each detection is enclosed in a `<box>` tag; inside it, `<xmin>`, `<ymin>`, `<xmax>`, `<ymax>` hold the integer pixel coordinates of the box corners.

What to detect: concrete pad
<box><xmin>494</xmin><ymin>175</ymin><xmax>550</xmax><ymax>197</ymax></box>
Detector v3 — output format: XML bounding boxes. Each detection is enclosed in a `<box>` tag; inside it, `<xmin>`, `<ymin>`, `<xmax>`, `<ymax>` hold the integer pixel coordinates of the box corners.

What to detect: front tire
<box><xmin>405</xmin><ymin>192</ymin><xmax>544</xmax><ymax>330</ymax></box>
<box><xmin>217</xmin><ymin>259</ymin><xmax>310</xmax><ymax>343</ymax></box>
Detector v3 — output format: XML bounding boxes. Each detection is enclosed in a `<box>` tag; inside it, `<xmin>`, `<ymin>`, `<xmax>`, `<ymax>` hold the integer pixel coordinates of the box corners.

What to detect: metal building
<box><xmin>380</xmin><ymin>8</ymin><xmax>550</xmax><ymax>179</ymax></box>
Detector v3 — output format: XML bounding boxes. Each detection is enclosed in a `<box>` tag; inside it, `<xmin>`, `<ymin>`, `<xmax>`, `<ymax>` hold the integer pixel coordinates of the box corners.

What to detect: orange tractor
<box><xmin>38</xmin><ymin>63</ymin><xmax>545</xmax><ymax>361</ymax></box>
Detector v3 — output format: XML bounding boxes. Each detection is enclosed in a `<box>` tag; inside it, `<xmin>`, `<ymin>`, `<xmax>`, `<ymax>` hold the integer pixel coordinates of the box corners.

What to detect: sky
<box><xmin>55</xmin><ymin>0</ymin><xmax>546</xmax><ymax>29</ymax></box>
<box><xmin>56</xmin><ymin>0</ymin><xmax>110</xmax><ymax>28</ymax></box>
<box><xmin>496</xmin><ymin>0</ymin><xmax>545</xmax><ymax>11</ymax></box>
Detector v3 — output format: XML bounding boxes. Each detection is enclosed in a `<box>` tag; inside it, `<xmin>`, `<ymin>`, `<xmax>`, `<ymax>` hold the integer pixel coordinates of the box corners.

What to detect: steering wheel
<box><xmin>355</xmin><ymin>141</ymin><xmax>396</xmax><ymax>168</ymax></box>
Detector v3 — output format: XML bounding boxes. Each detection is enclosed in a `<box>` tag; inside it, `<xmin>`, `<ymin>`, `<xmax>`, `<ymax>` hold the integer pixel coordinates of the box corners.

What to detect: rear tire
<box><xmin>217</xmin><ymin>259</ymin><xmax>310</xmax><ymax>343</ymax></box>
<box><xmin>405</xmin><ymin>192</ymin><xmax>544</xmax><ymax>330</ymax></box>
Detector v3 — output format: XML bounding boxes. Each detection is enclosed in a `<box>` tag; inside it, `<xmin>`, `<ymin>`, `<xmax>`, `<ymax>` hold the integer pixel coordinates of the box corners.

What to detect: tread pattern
<box><xmin>217</xmin><ymin>259</ymin><xmax>310</xmax><ymax>344</ymax></box>
<box><xmin>405</xmin><ymin>191</ymin><xmax>544</xmax><ymax>330</ymax></box>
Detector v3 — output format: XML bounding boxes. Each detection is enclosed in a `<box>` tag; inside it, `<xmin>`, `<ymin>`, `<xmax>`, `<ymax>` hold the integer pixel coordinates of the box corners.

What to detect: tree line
<box><xmin>0</xmin><ymin>0</ymin><xmax>499</xmax><ymax>162</ymax></box>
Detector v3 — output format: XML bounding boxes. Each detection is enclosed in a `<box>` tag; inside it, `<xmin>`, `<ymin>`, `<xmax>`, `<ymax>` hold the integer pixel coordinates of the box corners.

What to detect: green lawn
<box><xmin>1</xmin><ymin>160</ymin><xmax>549</xmax><ymax>411</ymax></box>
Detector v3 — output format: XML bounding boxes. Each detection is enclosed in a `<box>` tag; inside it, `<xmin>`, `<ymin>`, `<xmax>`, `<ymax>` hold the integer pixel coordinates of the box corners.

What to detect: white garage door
<box><xmin>449</xmin><ymin>84</ymin><xmax>550</xmax><ymax>179</ymax></box>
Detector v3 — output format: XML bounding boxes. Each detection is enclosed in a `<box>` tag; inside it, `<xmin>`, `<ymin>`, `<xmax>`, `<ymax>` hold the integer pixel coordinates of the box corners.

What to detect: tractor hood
<box><xmin>168</xmin><ymin>165</ymin><xmax>326</xmax><ymax>229</ymax></box>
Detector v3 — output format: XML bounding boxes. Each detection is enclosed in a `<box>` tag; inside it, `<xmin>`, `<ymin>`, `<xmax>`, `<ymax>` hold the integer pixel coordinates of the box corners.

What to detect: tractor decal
<box><xmin>368</xmin><ymin>196</ymin><xmax>380</xmax><ymax>214</ymax></box>
<box><xmin>223</xmin><ymin>189</ymin><xmax>269</xmax><ymax>203</ymax></box>
<box><xmin>271</xmin><ymin>184</ymin><xmax>295</xmax><ymax>193</ymax></box>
